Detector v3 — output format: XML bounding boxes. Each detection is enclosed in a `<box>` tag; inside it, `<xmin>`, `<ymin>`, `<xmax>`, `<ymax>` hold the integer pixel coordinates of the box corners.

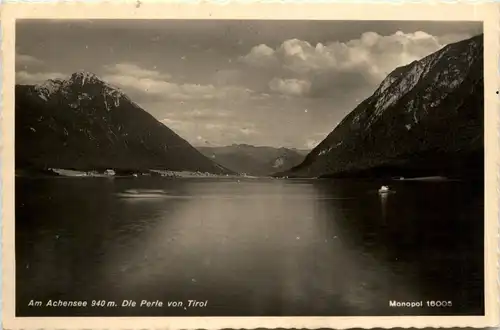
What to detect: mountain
<box><xmin>279</xmin><ymin>34</ymin><xmax>484</xmax><ymax>179</ymax></box>
<box><xmin>290</xmin><ymin>148</ymin><xmax>311</xmax><ymax>156</ymax></box>
<box><xmin>197</xmin><ymin>144</ymin><xmax>306</xmax><ymax>176</ymax></box>
<box><xmin>16</xmin><ymin>71</ymin><xmax>232</xmax><ymax>175</ymax></box>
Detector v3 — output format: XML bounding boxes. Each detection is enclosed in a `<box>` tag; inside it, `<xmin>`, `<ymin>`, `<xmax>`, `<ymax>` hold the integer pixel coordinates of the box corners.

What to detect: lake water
<box><xmin>16</xmin><ymin>177</ymin><xmax>484</xmax><ymax>316</ymax></box>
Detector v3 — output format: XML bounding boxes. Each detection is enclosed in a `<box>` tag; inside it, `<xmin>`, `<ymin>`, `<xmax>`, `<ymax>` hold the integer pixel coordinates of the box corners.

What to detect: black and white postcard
<box><xmin>2</xmin><ymin>2</ymin><xmax>499</xmax><ymax>329</ymax></box>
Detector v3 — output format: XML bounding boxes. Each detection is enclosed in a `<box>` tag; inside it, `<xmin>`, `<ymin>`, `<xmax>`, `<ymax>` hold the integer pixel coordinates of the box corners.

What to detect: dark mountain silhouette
<box><xmin>16</xmin><ymin>71</ymin><xmax>232</xmax><ymax>175</ymax></box>
<box><xmin>278</xmin><ymin>34</ymin><xmax>484</xmax><ymax>179</ymax></box>
<box><xmin>197</xmin><ymin>144</ymin><xmax>306</xmax><ymax>176</ymax></box>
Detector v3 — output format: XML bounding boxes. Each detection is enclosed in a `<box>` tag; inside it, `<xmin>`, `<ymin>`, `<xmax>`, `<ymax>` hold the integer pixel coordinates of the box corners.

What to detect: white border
<box><xmin>1</xmin><ymin>3</ymin><xmax>499</xmax><ymax>329</ymax></box>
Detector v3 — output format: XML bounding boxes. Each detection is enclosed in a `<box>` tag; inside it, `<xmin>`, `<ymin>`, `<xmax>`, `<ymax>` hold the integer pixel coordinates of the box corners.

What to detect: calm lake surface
<box><xmin>16</xmin><ymin>177</ymin><xmax>484</xmax><ymax>316</ymax></box>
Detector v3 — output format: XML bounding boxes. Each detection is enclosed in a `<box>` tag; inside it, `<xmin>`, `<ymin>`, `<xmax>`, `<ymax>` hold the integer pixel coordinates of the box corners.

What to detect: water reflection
<box><xmin>16</xmin><ymin>177</ymin><xmax>483</xmax><ymax>316</ymax></box>
<box><xmin>380</xmin><ymin>192</ymin><xmax>388</xmax><ymax>220</ymax></box>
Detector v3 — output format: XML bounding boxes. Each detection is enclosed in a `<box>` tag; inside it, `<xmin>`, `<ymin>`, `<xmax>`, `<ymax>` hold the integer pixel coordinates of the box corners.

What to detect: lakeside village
<box><xmin>15</xmin><ymin>167</ymin><xmax>448</xmax><ymax>182</ymax></box>
<box><xmin>31</xmin><ymin>168</ymin><xmax>258</xmax><ymax>179</ymax></box>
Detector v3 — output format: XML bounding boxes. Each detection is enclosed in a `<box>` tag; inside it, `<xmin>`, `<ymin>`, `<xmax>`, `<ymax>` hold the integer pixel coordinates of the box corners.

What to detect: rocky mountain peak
<box><xmin>68</xmin><ymin>71</ymin><xmax>102</xmax><ymax>86</ymax></box>
<box><xmin>31</xmin><ymin>71</ymin><xmax>129</xmax><ymax>111</ymax></box>
<box><xmin>33</xmin><ymin>78</ymin><xmax>64</xmax><ymax>101</ymax></box>
<box><xmin>281</xmin><ymin>34</ymin><xmax>484</xmax><ymax>178</ymax></box>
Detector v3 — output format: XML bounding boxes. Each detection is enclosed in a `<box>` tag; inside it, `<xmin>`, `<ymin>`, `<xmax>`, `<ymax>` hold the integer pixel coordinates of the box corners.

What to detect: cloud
<box><xmin>165</xmin><ymin>108</ymin><xmax>232</xmax><ymax>121</ymax></box>
<box><xmin>213</xmin><ymin>69</ymin><xmax>242</xmax><ymax>86</ymax></box>
<box><xmin>16</xmin><ymin>53</ymin><xmax>61</xmax><ymax>84</ymax></box>
<box><xmin>103</xmin><ymin>62</ymin><xmax>254</xmax><ymax>101</ymax></box>
<box><xmin>268</xmin><ymin>78</ymin><xmax>311</xmax><ymax>97</ymax></box>
<box><xmin>104</xmin><ymin>63</ymin><xmax>171</xmax><ymax>80</ymax></box>
<box><xmin>240</xmin><ymin>44</ymin><xmax>278</xmax><ymax>68</ymax></box>
<box><xmin>305</xmin><ymin>139</ymin><xmax>320</xmax><ymax>149</ymax></box>
<box><xmin>16</xmin><ymin>70</ymin><xmax>66</xmax><ymax>84</ymax></box>
<box><xmin>436</xmin><ymin>33</ymin><xmax>474</xmax><ymax>45</ymax></box>
<box><xmin>205</xmin><ymin>123</ymin><xmax>225</xmax><ymax>130</ymax></box>
<box><xmin>17</xmin><ymin>54</ymin><xmax>44</xmax><ymax>66</ymax></box>
<box><xmin>303</xmin><ymin>131</ymin><xmax>330</xmax><ymax>149</ymax></box>
<box><xmin>240</xmin><ymin>127</ymin><xmax>259</xmax><ymax>135</ymax></box>
<box><xmin>240</xmin><ymin>31</ymin><xmax>473</xmax><ymax>98</ymax></box>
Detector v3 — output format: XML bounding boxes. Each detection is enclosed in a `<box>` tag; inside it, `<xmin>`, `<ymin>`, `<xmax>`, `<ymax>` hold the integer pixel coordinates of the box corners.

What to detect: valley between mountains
<box><xmin>16</xmin><ymin>34</ymin><xmax>484</xmax><ymax>180</ymax></box>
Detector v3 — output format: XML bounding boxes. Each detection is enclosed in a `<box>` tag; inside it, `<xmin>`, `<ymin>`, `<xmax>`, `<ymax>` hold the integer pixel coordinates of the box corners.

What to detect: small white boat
<box><xmin>378</xmin><ymin>185</ymin><xmax>390</xmax><ymax>194</ymax></box>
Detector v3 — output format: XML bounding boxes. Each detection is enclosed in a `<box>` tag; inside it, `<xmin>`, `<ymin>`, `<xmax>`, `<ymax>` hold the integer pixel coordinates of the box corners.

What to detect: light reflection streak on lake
<box><xmin>102</xmin><ymin>180</ymin><xmax>420</xmax><ymax>314</ymax></box>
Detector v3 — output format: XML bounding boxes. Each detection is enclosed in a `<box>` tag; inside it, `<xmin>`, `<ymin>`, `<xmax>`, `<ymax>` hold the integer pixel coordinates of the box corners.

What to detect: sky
<box><xmin>16</xmin><ymin>20</ymin><xmax>482</xmax><ymax>149</ymax></box>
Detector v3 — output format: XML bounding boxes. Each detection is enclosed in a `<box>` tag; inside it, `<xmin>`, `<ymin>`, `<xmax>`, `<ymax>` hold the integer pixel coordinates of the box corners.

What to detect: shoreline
<box><xmin>15</xmin><ymin>168</ymin><xmax>256</xmax><ymax>179</ymax></box>
<box><xmin>15</xmin><ymin>168</ymin><xmax>477</xmax><ymax>182</ymax></box>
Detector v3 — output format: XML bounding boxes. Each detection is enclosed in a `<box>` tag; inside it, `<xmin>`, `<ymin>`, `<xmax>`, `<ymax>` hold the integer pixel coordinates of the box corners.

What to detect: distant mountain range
<box><xmin>197</xmin><ymin>144</ymin><xmax>308</xmax><ymax>176</ymax></box>
<box><xmin>16</xmin><ymin>72</ymin><xmax>232</xmax><ymax>175</ymax></box>
<box><xmin>278</xmin><ymin>34</ymin><xmax>484</xmax><ymax>179</ymax></box>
